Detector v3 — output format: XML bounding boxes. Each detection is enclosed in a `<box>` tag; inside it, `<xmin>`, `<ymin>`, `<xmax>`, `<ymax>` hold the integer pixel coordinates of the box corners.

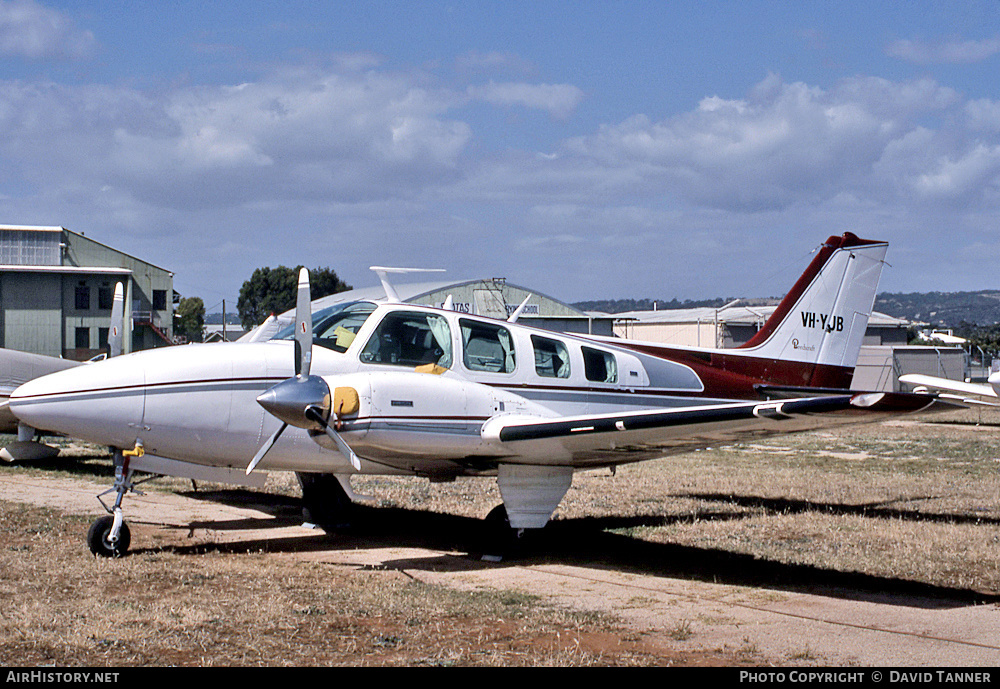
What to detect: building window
<box><xmin>153</xmin><ymin>289</ymin><xmax>167</xmax><ymax>311</ymax></box>
<box><xmin>98</xmin><ymin>327</ymin><xmax>109</xmax><ymax>351</ymax></box>
<box><xmin>75</xmin><ymin>284</ymin><xmax>90</xmax><ymax>310</ymax></box>
<box><xmin>75</xmin><ymin>327</ymin><xmax>90</xmax><ymax>349</ymax></box>
<box><xmin>0</xmin><ymin>228</ymin><xmax>60</xmax><ymax>265</ymax></box>
<box><xmin>98</xmin><ymin>285</ymin><xmax>113</xmax><ymax>310</ymax></box>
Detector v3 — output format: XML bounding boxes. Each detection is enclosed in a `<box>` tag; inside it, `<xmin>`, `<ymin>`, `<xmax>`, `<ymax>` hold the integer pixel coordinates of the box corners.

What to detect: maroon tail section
<box><xmin>739</xmin><ymin>233</ymin><xmax>884</xmax><ymax>350</ymax></box>
<box><xmin>614</xmin><ymin>232</ymin><xmax>887</xmax><ymax>399</ymax></box>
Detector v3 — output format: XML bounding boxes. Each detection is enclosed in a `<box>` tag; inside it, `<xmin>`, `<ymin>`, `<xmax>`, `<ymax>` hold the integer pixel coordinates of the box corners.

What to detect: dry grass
<box><xmin>0</xmin><ymin>503</ymin><xmax>676</xmax><ymax>666</ymax></box>
<box><xmin>346</xmin><ymin>406</ymin><xmax>1000</xmax><ymax>595</ymax></box>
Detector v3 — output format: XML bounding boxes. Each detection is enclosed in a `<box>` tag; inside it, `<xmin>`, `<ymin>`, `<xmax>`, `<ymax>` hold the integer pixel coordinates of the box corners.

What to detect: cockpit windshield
<box><xmin>273</xmin><ymin>301</ymin><xmax>377</xmax><ymax>353</ymax></box>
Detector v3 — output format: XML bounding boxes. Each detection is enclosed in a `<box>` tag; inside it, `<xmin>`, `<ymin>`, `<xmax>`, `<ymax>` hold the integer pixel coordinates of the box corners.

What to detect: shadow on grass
<box><xmin>2</xmin><ymin>454</ymin><xmax>112</xmax><ymax>480</ymax></box>
<box><xmin>675</xmin><ymin>492</ymin><xmax>1000</xmax><ymax>526</ymax></box>
<box><xmin>134</xmin><ymin>488</ymin><xmax>999</xmax><ymax>610</ymax></box>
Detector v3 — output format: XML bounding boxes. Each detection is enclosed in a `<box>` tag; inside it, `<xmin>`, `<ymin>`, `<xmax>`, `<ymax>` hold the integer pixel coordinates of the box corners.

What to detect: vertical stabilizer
<box><xmin>739</xmin><ymin>233</ymin><xmax>888</xmax><ymax>371</ymax></box>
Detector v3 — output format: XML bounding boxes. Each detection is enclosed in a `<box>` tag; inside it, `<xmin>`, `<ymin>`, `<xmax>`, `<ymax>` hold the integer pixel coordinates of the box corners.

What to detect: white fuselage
<box><xmin>10</xmin><ymin>301</ymin><xmax>724</xmax><ymax>477</ymax></box>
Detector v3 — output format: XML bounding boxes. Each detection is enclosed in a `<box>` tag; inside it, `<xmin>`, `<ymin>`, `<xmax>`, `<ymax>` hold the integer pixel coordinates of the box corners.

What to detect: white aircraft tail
<box><xmin>739</xmin><ymin>233</ymin><xmax>888</xmax><ymax>371</ymax></box>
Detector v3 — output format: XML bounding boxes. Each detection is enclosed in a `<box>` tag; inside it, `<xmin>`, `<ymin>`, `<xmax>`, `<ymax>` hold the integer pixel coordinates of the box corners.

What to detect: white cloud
<box><xmin>0</xmin><ymin>66</ymin><xmax>472</xmax><ymax>209</ymax></box>
<box><xmin>0</xmin><ymin>0</ymin><xmax>95</xmax><ymax>60</ymax></box>
<box><xmin>887</xmin><ymin>35</ymin><xmax>1000</xmax><ymax>64</ymax></box>
<box><xmin>467</xmin><ymin>81</ymin><xmax>584</xmax><ymax>120</ymax></box>
<box><xmin>3</xmin><ymin>60</ymin><xmax>1000</xmax><ymax>302</ymax></box>
<box><xmin>455</xmin><ymin>51</ymin><xmax>535</xmax><ymax>75</ymax></box>
<box><xmin>555</xmin><ymin>75</ymin><xmax>971</xmax><ymax>212</ymax></box>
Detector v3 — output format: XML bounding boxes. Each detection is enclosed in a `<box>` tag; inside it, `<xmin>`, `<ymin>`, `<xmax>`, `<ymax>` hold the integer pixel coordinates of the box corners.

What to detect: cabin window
<box><xmin>582</xmin><ymin>346</ymin><xmax>617</xmax><ymax>384</ymax></box>
<box><xmin>531</xmin><ymin>335</ymin><xmax>570</xmax><ymax>379</ymax></box>
<box><xmin>460</xmin><ymin>319</ymin><xmax>516</xmax><ymax>374</ymax></box>
<box><xmin>360</xmin><ymin>311</ymin><xmax>452</xmax><ymax>368</ymax></box>
<box><xmin>276</xmin><ymin>301</ymin><xmax>377</xmax><ymax>353</ymax></box>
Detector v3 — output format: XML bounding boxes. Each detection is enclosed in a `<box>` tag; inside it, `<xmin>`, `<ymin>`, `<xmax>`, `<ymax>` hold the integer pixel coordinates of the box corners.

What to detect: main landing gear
<box><xmin>481</xmin><ymin>503</ymin><xmax>528</xmax><ymax>560</ymax></box>
<box><xmin>87</xmin><ymin>443</ymin><xmax>146</xmax><ymax>558</ymax></box>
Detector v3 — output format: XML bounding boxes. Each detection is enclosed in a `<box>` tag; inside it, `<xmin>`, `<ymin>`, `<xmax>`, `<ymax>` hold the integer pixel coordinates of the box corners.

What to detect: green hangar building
<box><xmin>0</xmin><ymin>225</ymin><xmax>174</xmax><ymax>360</ymax></box>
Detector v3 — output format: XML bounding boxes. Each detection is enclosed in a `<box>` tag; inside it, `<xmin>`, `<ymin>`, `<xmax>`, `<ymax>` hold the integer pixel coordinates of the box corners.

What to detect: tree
<box><xmin>175</xmin><ymin>297</ymin><xmax>205</xmax><ymax>343</ymax></box>
<box><xmin>237</xmin><ymin>266</ymin><xmax>351</xmax><ymax>329</ymax></box>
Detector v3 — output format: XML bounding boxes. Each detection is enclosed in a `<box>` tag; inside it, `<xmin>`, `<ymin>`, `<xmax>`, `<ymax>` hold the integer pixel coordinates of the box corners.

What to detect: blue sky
<box><xmin>2</xmin><ymin>1</ymin><xmax>1000</xmax><ymax>312</ymax></box>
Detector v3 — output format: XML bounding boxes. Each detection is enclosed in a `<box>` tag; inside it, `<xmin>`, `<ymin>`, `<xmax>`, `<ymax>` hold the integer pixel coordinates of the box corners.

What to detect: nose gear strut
<box><xmin>88</xmin><ymin>441</ymin><xmax>150</xmax><ymax>557</ymax></box>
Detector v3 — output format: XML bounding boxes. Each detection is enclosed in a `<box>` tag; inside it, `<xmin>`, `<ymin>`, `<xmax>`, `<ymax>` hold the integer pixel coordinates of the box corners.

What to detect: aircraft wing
<box><xmin>898</xmin><ymin>373</ymin><xmax>1000</xmax><ymax>407</ymax></box>
<box><xmin>0</xmin><ymin>349</ymin><xmax>81</xmax><ymax>433</ymax></box>
<box><xmin>480</xmin><ymin>393</ymin><xmax>958</xmax><ymax>468</ymax></box>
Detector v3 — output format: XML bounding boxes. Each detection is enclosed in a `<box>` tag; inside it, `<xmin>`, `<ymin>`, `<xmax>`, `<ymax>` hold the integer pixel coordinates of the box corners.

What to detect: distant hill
<box><xmin>874</xmin><ymin>291</ymin><xmax>1000</xmax><ymax>327</ymax></box>
<box><xmin>575</xmin><ymin>291</ymin><xmax>1000</xmax><ymax>328</ymax></box>
<box><xmin>573</xmin><ymin>296</ymin><xmax>780</xmax><ymax>315</ymax></box>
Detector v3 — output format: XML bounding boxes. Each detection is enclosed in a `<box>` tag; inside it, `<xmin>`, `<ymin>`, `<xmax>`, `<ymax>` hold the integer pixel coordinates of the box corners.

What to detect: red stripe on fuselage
<box><xmin>616</xmin><ymin>341</ymin><xmax>854</xmax><ymax>398</ymax></box>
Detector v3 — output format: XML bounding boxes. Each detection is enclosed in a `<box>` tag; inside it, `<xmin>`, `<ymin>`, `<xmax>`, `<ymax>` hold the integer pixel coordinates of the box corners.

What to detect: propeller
<box><xmin>247</xmin><ymin>268</ymin><xmax>361</xmax><ymax>474</ymax></box>
<box><xmin>108</xmin><ymin>282</ymin><xmax>125</xmax><ymax>357</ymax></box>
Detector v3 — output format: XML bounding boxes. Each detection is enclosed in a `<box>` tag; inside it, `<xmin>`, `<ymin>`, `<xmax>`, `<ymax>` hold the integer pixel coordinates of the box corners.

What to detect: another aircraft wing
<box><xmin>899</xmin><ymin>373</ymin><xmax>1000</xmax><ymax>407</ymax></box>
<box><xmin>0</xmin><ymin>349</ymin><xmax>81</xmax><ymax>433</ymax></box>
<box><xmin>481</xmin><ymin>393</ymin><xmax>959</xmax><ymax>468</ymax></box>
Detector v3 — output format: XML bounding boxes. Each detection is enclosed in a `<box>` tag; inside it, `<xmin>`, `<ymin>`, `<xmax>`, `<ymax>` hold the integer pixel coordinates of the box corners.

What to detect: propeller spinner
<box><xmin>247</xmin><ymin>268</ymin><xmax>361</xmax><ymax>474</ymax></box>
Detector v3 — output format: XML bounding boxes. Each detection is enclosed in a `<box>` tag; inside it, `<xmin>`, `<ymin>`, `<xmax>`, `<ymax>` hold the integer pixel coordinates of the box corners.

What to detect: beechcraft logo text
<box><xmin>800</xmin><ymin>312</ymin><xmax>843</xmax><ymax>332</ymax></box>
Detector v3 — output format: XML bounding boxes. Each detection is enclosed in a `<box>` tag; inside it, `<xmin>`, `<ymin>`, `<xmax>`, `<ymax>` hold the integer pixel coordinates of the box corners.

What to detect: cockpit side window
<box><xmin>460</xmin><ymin>318</ymin><xmax>516</xmax><ymax>374</ymax></box>
<box><xmin>531</xmin><ymin>335</ymin><xmax>570</xmax><ymax>379</ymax></box>
<box><xmin>582</xmin><ymin>346</ymin><xmax>618</xmax><ymax>384</ymax></box>
<box><xmin>360</xmin><ymin>311</ymin><xmax>453</xmax><ymax>368</ymax></box>
<box><xmin>274</xmin><ymin>301</ymin><xmax>377</xmax><ymax>353</ymax></box>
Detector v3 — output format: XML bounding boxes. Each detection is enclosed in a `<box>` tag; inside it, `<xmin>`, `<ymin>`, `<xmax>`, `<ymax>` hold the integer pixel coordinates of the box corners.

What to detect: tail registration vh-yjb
<box><xmin>8</xmin><ymin>233</ymin><xmax>957</xmax><ymax>556</ymax></box>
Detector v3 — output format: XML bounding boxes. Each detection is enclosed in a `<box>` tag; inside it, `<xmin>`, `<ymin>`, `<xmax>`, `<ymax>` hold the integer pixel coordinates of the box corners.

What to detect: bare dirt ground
<box><xmin>2</xmin><ymin>407</ymin><xmax>1000</xmax><ymax>666</ymax></box>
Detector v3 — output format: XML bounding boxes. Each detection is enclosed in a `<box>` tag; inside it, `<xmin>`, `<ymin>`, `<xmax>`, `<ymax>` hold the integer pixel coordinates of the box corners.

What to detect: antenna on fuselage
<box><xmin>369</xmin><ymin>266</ymin><xmax>446</xmax><ymax>304</ymax></box>
<box><xmin>507</xmin><ymin>293</ymin><xmax>533</xmax><ymax>323</ymax></box>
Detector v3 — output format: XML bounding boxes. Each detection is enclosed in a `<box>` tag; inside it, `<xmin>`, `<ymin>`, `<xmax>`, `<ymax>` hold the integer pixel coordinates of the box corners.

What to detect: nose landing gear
<box><xmin>87</xmin><ymin>443</ymin><xmax>146</xmax><ymax>558</ymax></box>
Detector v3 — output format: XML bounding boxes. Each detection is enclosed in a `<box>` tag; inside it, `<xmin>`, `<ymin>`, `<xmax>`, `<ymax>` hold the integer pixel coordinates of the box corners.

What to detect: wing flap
<box><xmin>484</xmin><ymin>393</ymin><xmax>955</xmax><ymax>468</ymax></box>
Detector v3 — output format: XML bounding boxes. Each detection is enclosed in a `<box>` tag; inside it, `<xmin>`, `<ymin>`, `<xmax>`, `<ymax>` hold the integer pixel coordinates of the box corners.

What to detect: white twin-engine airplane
<box><xmin>8</xmin><ymin>233</ymin><xmax>955</xmax><ymax>557</ymax></box>
<box><xmin>899</xmin><ymin>371</ymin><xmax>1000</xmax><ymax>407</ymax></box>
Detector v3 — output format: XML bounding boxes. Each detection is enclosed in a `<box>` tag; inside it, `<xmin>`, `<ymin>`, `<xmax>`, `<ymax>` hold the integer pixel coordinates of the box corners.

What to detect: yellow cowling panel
<box><xmin>333</xmin><ymin>387</ymin><xmax>360</xmax><ymax>416</ymax></box>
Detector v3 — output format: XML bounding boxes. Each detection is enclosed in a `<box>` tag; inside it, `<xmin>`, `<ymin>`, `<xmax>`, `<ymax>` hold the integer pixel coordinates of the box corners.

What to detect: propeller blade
<box><xmin>302</xmin><ymin>397</ymin><xmax>360</xmax><ymax>470</ymax></box>
<box><xmin>294</xmin><ymin>267</ymin><xmax>313</xmax><ymax>377</ymax></box>
<box><xmin>247</xmin><ymin>422</ymin><xmax>286</xmax><ymax>475</ymax></box>
<box><xmin>322</xmin><ymin>424</ymin><xmax>362</xmax><ymax>471</ymax></box>
<box><xmin>108</xmin><ymin>282</ymin><xmax>125</xmax><ymax>357</ymax></box>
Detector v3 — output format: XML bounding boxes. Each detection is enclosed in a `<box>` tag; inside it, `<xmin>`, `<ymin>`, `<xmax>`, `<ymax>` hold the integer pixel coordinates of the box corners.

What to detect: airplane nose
<box><xmin>9</xmin><ymin>356</ymin><xmax>145</xmax><ymax>449</ymax></box>
<box><xmin>256</xmin><ymin>375</ymin><xmax>331</xmax><ymax>431</ymax></box>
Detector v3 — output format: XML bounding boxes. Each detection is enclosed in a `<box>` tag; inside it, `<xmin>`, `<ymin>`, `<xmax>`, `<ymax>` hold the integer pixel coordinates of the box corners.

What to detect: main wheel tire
<box><xmin>482</xmin><ymin>504</ymin><xmax>525</xmax><ymax>558</ymax></box>
<box><xmin>87</xmin><ymin>515</ymin><xmax>131</xmax><ymax>558</ymax></box>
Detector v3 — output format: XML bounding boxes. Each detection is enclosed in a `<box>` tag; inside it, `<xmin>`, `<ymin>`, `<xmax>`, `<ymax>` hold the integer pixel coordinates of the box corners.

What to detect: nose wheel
<box><xmin>87</xmin><ymin>514</ymin><xmax>131</xmax><ymax>557</ymax></box>
<box><xmin>89</xmin><ymin>444</ymin><xmax>146</xmax><ymax>558</ymax></box>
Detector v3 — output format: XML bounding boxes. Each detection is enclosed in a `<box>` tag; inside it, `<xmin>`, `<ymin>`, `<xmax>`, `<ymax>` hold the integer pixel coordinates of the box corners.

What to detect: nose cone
<box><xmin>10</xmin><ymin>355</ymin><xmax>145</xmax><ymax>448</ymax></box>
<box><xmin>257</xmin><ymin>375</ymin><xmax>330</xmax><ymax>430</ymax></box>
<box><xmin>988</xmin><ymin>370</ymin><xmax>1000</xmax><ymax>396</ymax></box>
